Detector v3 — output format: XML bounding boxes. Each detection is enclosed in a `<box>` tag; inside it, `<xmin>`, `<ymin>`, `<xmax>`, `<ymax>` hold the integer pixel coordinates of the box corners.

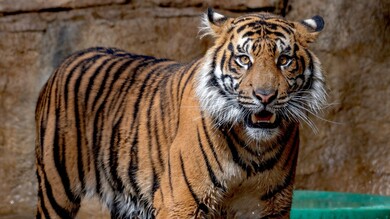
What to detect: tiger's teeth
<box><xmin>251</xmin><ymin>112</ymin><xmax>276</xmax><ymax>124</ymax></box>
<box><xmin>270</xmin><ymin>114</ymin><xmax>276</xmax><ymax>123</ymax></box>
<box><xmin>251</xmin><ymin>114</ymin><xmax>256</xmax><ymax>123</ymax></box>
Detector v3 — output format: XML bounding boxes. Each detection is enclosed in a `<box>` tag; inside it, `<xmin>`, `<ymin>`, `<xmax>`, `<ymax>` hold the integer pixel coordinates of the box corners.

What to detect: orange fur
<box><xmin>35</xmin><ymin>10</ymin><xmax>325</xmax><ymax>219</ymax></box>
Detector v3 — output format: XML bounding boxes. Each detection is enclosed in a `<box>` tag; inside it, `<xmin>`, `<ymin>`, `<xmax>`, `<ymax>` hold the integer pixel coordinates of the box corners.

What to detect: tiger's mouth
<box><xmin>245</xmin><ymin>110</ymin><xmax>281</xmax><ymax>129</ymax></box>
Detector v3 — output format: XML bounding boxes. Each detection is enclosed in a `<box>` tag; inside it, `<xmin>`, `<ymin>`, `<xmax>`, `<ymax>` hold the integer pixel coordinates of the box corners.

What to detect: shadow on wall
<box><xmin>0</xmin><ymin>0</ymin><xmax>389</xmax><ymax>217</ymax></box>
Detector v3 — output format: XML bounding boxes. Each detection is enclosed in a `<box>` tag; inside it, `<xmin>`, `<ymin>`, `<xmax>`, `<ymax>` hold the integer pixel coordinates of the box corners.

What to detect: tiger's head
<box><xmin>196</xmin><ymin>9</ymin><xmax>326</xmax><ymax>141</ymax></box>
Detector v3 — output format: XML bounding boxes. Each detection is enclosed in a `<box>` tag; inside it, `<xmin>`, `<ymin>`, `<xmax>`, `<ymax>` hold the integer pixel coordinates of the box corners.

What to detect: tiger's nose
<box><xmin>254</xmin><ymin>89</ymin><xmax>277</xmax><ymax>104</ymax></box>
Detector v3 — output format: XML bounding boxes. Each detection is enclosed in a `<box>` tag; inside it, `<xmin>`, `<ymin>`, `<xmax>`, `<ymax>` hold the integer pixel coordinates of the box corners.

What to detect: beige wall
<box><xmin>0</xmin><ymin>0</ymin><xmax>389</xmax><ymax>217</ymax></box>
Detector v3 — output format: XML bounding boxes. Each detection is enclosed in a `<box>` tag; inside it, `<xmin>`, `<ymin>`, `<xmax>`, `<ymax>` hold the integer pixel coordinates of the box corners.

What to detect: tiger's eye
<box><xmin>239</xmin><ymin>55</ymin><xmax>250</xmax><ymax>65</ymax></box>
<box><xmin>278</xmin><ymin>55</ymin><xmax>291</xmax><ymax>66</ymax></box>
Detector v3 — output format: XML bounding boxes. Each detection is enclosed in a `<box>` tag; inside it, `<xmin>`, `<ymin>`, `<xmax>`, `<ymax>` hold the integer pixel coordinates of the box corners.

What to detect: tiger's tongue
<box><xmin>251</xmin><ymin>111</ymin><xmax>276</xmax><ymax>123</ymax></box>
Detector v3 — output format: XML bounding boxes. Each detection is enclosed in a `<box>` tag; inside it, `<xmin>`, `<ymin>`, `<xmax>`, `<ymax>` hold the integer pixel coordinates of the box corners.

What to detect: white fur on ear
<box><xmin>199</xmin><ymin>8</ymin><xmax>228</xmax><ymax>38</ymax></box>
<box><xmin>209</xmin><ymin>9</ymin><xmax>226</xmax><ymax>23</ymax></box>
<box><xmin>302</xmin><ymin>15</ymin><xmax>325</xmax><ymax>32</ymax></box>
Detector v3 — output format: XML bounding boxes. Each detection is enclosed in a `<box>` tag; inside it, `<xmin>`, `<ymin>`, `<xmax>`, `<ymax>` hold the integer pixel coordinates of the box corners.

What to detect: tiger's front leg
<box><xmin>153</xmin><ymin>186</ymin><xmax>200</xmax><ymax>219</ymax></box>
<box><xmin>153</xmin><ymin>145</ymin><xmax>211</xmax><ymax>219</ymax></box>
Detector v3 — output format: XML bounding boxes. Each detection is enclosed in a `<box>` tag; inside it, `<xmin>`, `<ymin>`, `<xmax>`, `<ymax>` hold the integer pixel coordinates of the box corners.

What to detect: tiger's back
<box><xmin>35</xmin><ymin>47</ymin><xmax>198</xmax><ymax>218</ymax></box>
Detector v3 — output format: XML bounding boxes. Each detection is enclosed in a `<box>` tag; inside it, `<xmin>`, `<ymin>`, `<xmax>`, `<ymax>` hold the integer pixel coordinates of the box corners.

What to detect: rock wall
<box><xmin>289</xmin><ymin>0</ymin><xmax>390</xmax><ymax>195</ymax></box>
<box><xmin>0</xmin><ymin>0</ymin><xmax>388</xmax><ymax>217</ymax></box>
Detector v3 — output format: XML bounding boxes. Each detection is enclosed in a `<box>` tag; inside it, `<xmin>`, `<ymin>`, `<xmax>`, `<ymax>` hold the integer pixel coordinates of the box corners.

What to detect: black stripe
<box><xmin>91</xmin><ymin>58</ymin><xmax>133</xmax><ymax>109</ymax></box>
<box><xmin>96</xmin><ymin>58</ymin><xmax>154</xmax><ymax>193</ymax></box>
<box><xmin>110</xmin><ymin>199</ymin><xmax>121</xmax><ymax>217</ymax></box>
<box><xmin>243</xmin><ymin>31</ymin><xmax>255</xmax><ymax>38</ymax></box>
<box><xmin>236</xmin><ymin>22</ymin><xmax>257</xmax><ymax>34</ymax></box>
<box><xmin>252</xmin><ymin>41</ymin><xmax>259</xmax><ymax>54</ymax></box>
<box><xmin>145</xmin><ymin>64</ymin><xmax>178</xmax><ymax>196</ymax></box>
<box><xmin>252</xmin><ymin>132</ymin><xmax>291</xmax><ymax>173</ymax></box>
<box><xmin>107</xmin><ymin>59</ymin><xmax>158</xmax><ymax>191</ymax></box>
<box><xmin>221</xmin><ymin>75</ymin><xmax>235</xmax><ymax>94</ymax></box>
<box><xmin>158</xmin><ymin>70</ymin><xmax>175</xmax><ymax>146</ymax></box>
<box><xmin>293</xmin><ymin>43</ymin><xmax>300</xmax><ymax>53</ymax></box>
<box><xmin>207</xmin><ymin>71</ymin><xmax>220</xmax><ymax>89</ymax></box>
<box><xmin>148</xmin><ymin>108</ymin><xmax>161</xmax><ymax>196</ymax></box>
<box><xmin>92</xmin><ymin>58</ymin><xmax>131</xmax><ymax>194</ymax></box>
<box><xmin>283</xmin><ymin>131</ymin><xmax>299</xmax><ymax>169</ymax></box>
<box><xmin>178</xmin><ymin>62</ymin><xmax>199</xmax><ymax>108</ymax></box>
<box><xmin>229</xmin><ymin>130</ymin><xmax>258</xmax><ymax>156</ymax></box>
<box><xmin>105</xmin><ymin>59</ymin><xmax>149</xmax><ymax>118</ymax></box>
<box><xmin>53</xmin><ymin>86</ymin><xmax>80</xmax><ymax>204</ymax></box>
<box><xmin>129</xmin><ymin>59</ymin><xmax>169</xmax><ymax>132</ymax></box>
<box><xmin>273</xmin><ymin>19</ymin><xmax>295</xmax><ymax>28</ymax></box>
<box><xmin>270</xmin><ymin>30</ymin><xmax>286</xmax><ymax>39</ymax></box>
<box><xmin>302</xmin><ymin>50</ymin><xmax>315</xmax><ymax>91</ymax></box>
<box><xmin>109</xmin><ymin>118</ymin><xmax>125</xmax><ymax>191</ymax></box>
<box><xmin>260</xmin><ymin>167</ymin><xmax>294</xmax><ymax>201</ymax></box>
<box><xmin>176</xmin><ymin>61</ymin><xmax>195</xmax><ymax>107</ymax></box>
<box><xmin>254</xmin><ymin>20</ymin><xmax>293</xmax><ymax>35</ymax></box>
<box><xmin>200</xmin><ymin>116</ymin><xmax>223</xmax><ymax>172</ymax></box>
<box><xmin>128</xmin><ymin>59</ymin><xmax>169</xmax><ymax>195</ymax></box>
<box><xmin>84</xmin><ymin>57</ymin><xmax>112</xmax><ymax>109</ymax></box>
<box><xmin>220</xmin><ymin>51</ymin><xmax>226</xmax><ymax>72</ymax></box>
<box><xmin>227</xmin><ymin>26</ymin><xmax>235</xmax><ymax>34</ymax></box>
<box><xmin>196</xmin><ymin>127</ymin><xmax>224</xmax><ymax>190</ymax></box>
<box><xmin>206</xmin><ymin>44</ymin><xmax>225</xmax><ymax>89</ymax></box>
<box><xmin>233</xmin><ymin>17</ymin><xmax>253</xmax><ymax>25</ymax></box>
<box><xmin>154</xmin><ymin>117</ymin><xmax>165</xmax><ymax>170</ymax></box>
<box><xmin>63</xmin><ymin>54</ymin><xmax>99</xmax><ymax>110</ymax></box>
<box><xmin>36</xmin><ymin>171</ymin><xmax>50</xmax><ymax>218</ymax></box>
<box><xmin>106</xmin><ymin>60</ymin><xmax>146</xmax><ymax>191</ymax></box>
<box><xmin>38</xmin><ymin>81</ymin><xmax>54</xmax><ymax>163</ymax></box>
<box><xmin>279</xmin><ymin>40</ymin><xmax>286</xmax><ymax>48</ymax></box>
<box><xmin>260</xmin><ymin>127</ymin><xmax>298</xmax><ymax>201</ymax></box>
<box><xmin>174</xmin><ymin>61</ymin><xmax>195</xmax><ymax>134</ymax></box>
<box><xmin>42</xmin><ymin>169</ymin><xmax>73</xmax><ymax>218</ymax></box>
<box><xmin>129</xmin><ymin>140</ymin><xmax>140</xmax><ymax>195</ymax></box>
<box><xmin>179</xmin><ymin>153</ymin><xmax>200</xmax><ymax>205</ymax></box>
<box><xmin>290</xmin><ymin>56</ymin><xmax>300</xmax><ymax>73</ymax></box>
<box><xmin>237</xmin><ymin>95</ymin><xmax>253</xmax><ymax>100</ymax></box>
<box><xmin>223</xmin><ymin>130</ymin><xmax>252</xmax><ymax>176</ymax></box>
<box><xmin>278</xmin><ymin>24</ymin><xmax>293</xmax><ymax>35</ymax></box>
<box><xmin>149</xmin><ymin>64</ymin><xmax>180</xmax><ymax>170</ymax></box>
<box><xmin>168</xmin><ymin>68</ymin><xmax>177</xmax><ymax>143</ymax></box>
<box><xmin>213</xmin><ymin>44</ymin><xmax>225</xmax><ymax>67</ymax></box>
<box><xmin>299</xmin><ymin>56</ymin><xmax>306</xmax><ymax>77</ymax></box>
<box><xmin>227</xmin><ymin>42</ymin><xmax>234</xmax><ymax>53</ymax></box>
<box><xmin>228</xmin><ymin>59</ymin><xmax>239</xmax><ymax>75</ymax></box>
<box><xmin>92</xmin><ymin>109</ymin><xmax>102</xmax><ymax>195</ymax></box>
<box><xmin>36</xmin><ymin>211</ymin><xmax>41</xmax><ymax>219</ymax></box>
<box><xmin>96</xmin><ymin>59</ymin><xmax>142</xmax><ymax>184</ymax></box>
<box><xmin>194</xmin><ymin>203</ymin><xmax>209</xmax><ymax>217</ymax></box>
<box><xmin>152</xmin><ymin>171</ymin><xmax>160</xmax><ymax>194</ymax></box>
<box><xmin>73</xmin><ymin>55</ymin><xmax>104</xmax><ymax>191</ymax></box>
<box><xmin>168</xmin><ymin>150</ymin><xmax>174</xmax><ymax>197</ymax></box>
<box><xmin>241</xmin><ymin>38</ymin><xmax>251</xmax><ymax>53</ymax></box>
<box><xmin>74</xmin><ymin>80</ymin><xmax>85</xmax><ymax>190</ymax></box>
<box><xmin>159</xmin><ymin>77</ymin><xmax>169</xmax><ymax>143</ymax></box>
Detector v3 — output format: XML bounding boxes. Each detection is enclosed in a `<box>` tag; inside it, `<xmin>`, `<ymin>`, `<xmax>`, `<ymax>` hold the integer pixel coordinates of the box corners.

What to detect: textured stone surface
<box><xmin>0</xmin><ymin>0</ymin><xmax>127</xmax><ymax>13</ymax></box>
<box><xmin>0</xmin><ymin>0</ymin><xmax>389</xmax><ymax>217</ymax></box>
<box><xmin>288</xmin><ymin>0</ymin><xmax>390</xmax><ymax>195</ymax></box>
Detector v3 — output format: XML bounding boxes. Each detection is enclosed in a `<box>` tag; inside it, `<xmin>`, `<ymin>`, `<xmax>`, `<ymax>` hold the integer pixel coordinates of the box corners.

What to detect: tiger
<box><xmin>35</xmin><ymin>8</ymin><xmax>326</xmax><ymax>219</ymax></box>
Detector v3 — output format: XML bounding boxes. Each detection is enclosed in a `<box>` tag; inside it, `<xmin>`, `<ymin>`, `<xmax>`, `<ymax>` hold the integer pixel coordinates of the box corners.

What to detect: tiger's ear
<box><xmin>199</xmin><ymin>8</ymin><xmax>231</xmax><ymax>38</ymax></box>
<box><xmin>295</xmin><ymin>15</ymin><xmax>325</xmax><ymax>46</ymax></box>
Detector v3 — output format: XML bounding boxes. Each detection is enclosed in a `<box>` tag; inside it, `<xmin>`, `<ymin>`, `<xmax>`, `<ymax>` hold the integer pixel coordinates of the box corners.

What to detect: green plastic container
<box><xmin>291</xmin><ymin>190</ymin><xmax>390</xmax><ymax>219</ymax></box>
